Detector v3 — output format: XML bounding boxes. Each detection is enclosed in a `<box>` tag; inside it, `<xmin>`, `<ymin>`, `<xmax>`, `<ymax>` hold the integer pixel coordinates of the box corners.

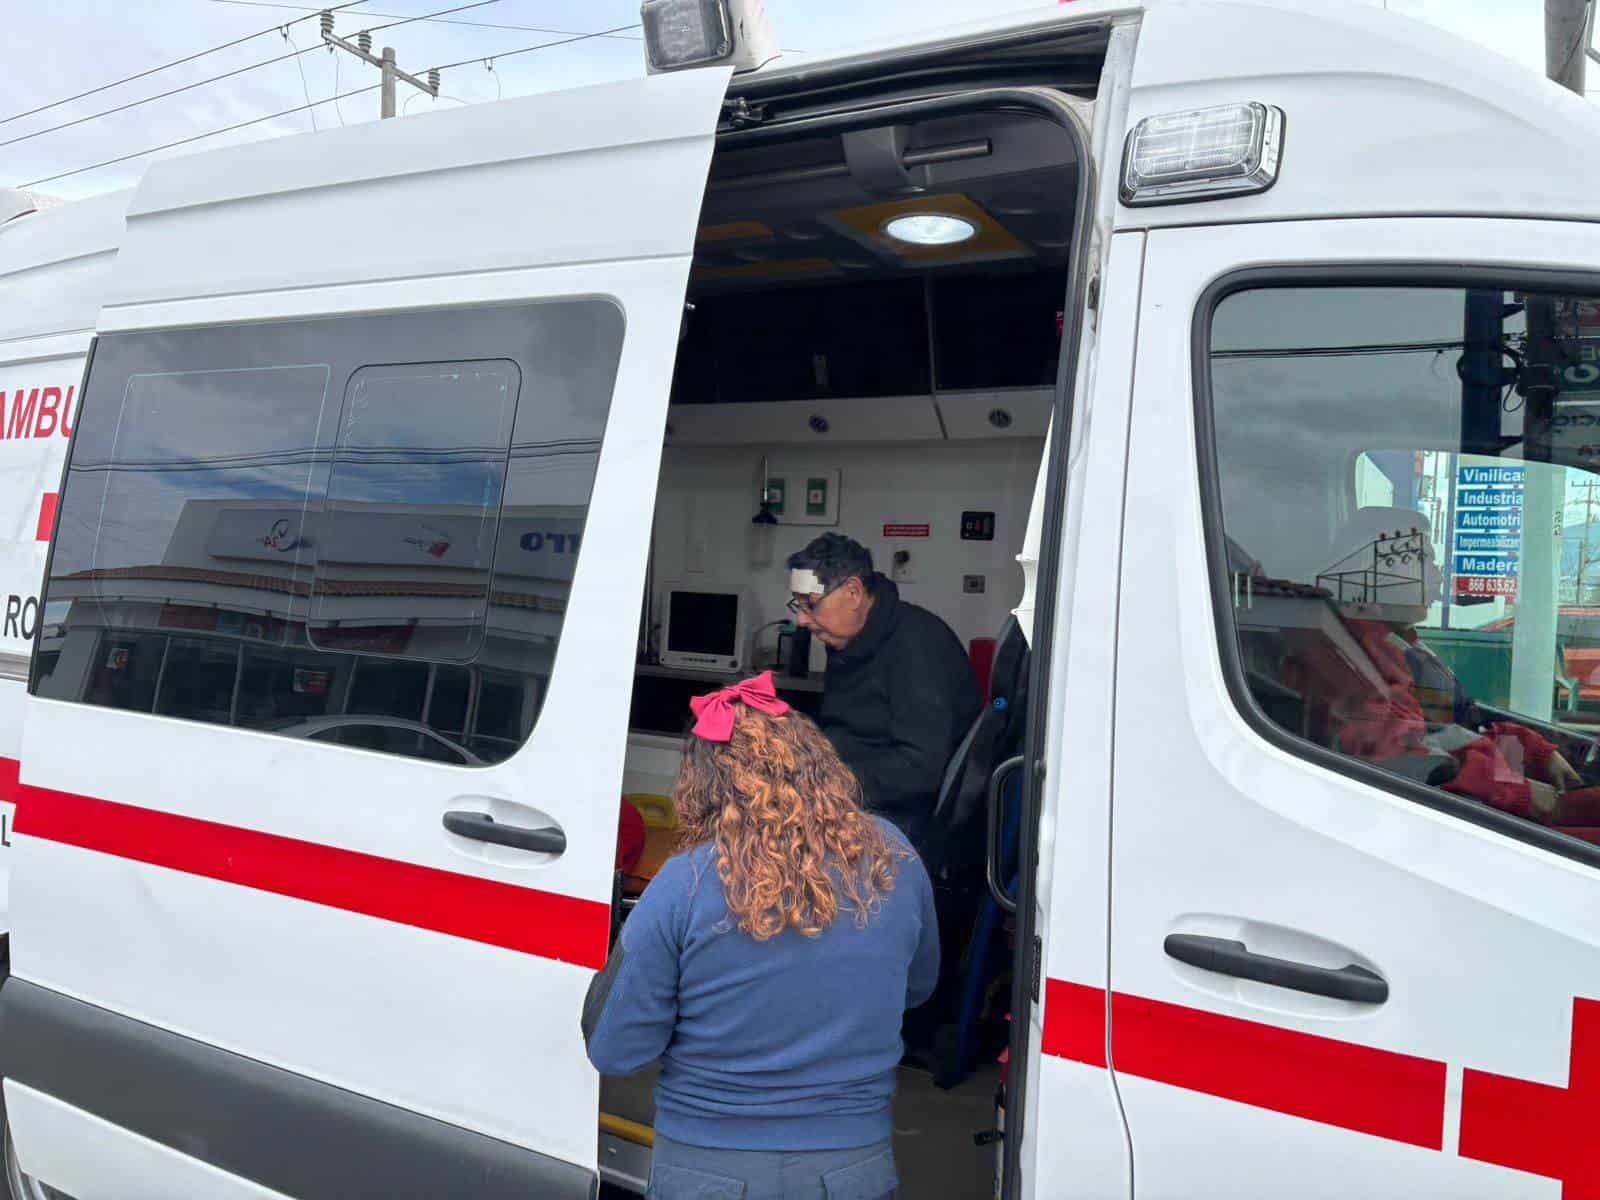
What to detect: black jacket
<box><xmin>819</xmin><ymin>575</ymin><xmax>981</xmax><ymax>839</ymax></box>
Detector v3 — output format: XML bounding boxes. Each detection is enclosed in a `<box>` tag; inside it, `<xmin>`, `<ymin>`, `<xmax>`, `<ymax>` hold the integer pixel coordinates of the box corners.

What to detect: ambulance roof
<box><xmin>0</xmin><ymin>188</ymin><xmax>129</xmax><ymax>353</ymax></box>
<box><xmin>5</xmin><ymin>0</ymin><xmax>1600</xmax><ymax>331</ymax></box>
<box><xmin>742</xmin><ymin>0</ymin><xmax>1600</xmax><ymax>229</ymax></box>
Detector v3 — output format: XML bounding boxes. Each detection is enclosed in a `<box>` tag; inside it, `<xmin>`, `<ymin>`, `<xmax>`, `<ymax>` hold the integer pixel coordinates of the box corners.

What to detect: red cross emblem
<box><xmin>1460</xmin><ymin>997</ymin><xmax>1599</xmax><ymax>1198</ymax></box>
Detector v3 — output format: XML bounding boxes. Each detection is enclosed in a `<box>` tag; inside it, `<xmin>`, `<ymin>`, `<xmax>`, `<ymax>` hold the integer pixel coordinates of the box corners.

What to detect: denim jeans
<box><xmin>646</xmin><ymin>1135</ymin><xmax>898</xmax><ymax>1200</ymax></box>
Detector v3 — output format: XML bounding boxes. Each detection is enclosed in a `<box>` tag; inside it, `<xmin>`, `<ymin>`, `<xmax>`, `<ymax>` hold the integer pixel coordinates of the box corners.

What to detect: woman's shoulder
<box><xmin>868</xmin><ymin>817</ymin><xmax>931</xmax><ymax>888</ymax></box>
<box><xmin>637</xmin><ymin>841</ymin><xmax>717</xmax><ymax>906</ymax></box>
<box><xmin>627</xmin><ymin>841</ymin><xmax>718</xmax><ymax>941</ymax></box>
<box><xmin>870</xmin><ymin>815</ymin><xmax>916</xmax><ymax>856</ymax></box>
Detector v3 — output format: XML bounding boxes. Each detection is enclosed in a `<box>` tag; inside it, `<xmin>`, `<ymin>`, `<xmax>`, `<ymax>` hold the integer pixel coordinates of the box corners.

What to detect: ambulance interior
<box><xmin>601</xmin><ymin>106</ymin><xmax>1081</xmax><ymax>1195</ymax></box>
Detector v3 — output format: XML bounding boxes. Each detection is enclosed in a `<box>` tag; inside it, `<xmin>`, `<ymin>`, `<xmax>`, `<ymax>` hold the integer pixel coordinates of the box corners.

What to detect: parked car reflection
<box><xmin>269</xmin><ymin>716</ymin><xmax>486</xmax><ymax>765</ymax></box>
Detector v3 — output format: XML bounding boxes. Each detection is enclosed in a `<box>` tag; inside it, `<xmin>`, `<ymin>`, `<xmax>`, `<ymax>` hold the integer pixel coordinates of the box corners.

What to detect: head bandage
<box><xmin>789</xmin><ymin>568</ymin><xmax>823</xmax><ymax>596</ymax></box>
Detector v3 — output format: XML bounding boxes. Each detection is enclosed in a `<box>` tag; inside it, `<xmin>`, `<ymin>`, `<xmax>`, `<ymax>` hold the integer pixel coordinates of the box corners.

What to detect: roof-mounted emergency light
<box><xmin>641</xmin><ymin>0</ymin><xmax>778</xmax><ymax>74</ymax></box>
<box><xmin>1121</xmin><ymin>102</ymin><xmax>1284</xmax><ymax>207</ymax></box>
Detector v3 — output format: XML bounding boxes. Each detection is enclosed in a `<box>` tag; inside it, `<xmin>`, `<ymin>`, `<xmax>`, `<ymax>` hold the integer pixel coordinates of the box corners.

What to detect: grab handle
<box><xmin>443</xmin><ymin>810</ymin><xmax>566</xmax><ymax>855</ymax></box>
<box><xmin>985</xmin><ymin>755</ymin><xmax>1026</xmax><ymax>914</ymax></box>
<box><xmin>1164</xmin><ymin>934</ymin><xmax>1388</xmax><ymax>1004</ymax></box>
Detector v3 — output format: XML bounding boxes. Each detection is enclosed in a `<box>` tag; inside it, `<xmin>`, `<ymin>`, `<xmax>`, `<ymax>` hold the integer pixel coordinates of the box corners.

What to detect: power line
<box><xmin>285</xmin><ymin>27</ymin><xmax>320</xmax><ymax>132</ymax></box>
<box><xmin>0</xmin><ymin>0</ymin><xmax>371</xmax><ymax>128</ymax></box>
<box><xmin>332</xmin><ymin>41</ymin><xmax>349</xmax><ymax>126</ymax></box>
<box><xmin>17</xmin><ymin>79</ymin><xmax>380</xmax><ymax>188</ymax></box>
<box><xmin>3</xmin><ymin>1</ymin><xmax>504</xmax><ymax>151</ymax></box>
<box><xmin>425</xmin><ymin>23</ymin><xmax>642</xmax><ymax>74</ymax></box>
<box><xmin>203</xmin><ymin>0</ymin><xmax>644</xmax><ymax>40</ymax></box>
<box><xmin>16</xmin><ymin>22</ymin><xmax>642</xmax><ymax>190</ymax></box>
<box><xmin>363</xmin><ymin>0</ymin><xmax>505</xmax><ymax>35</ymax></box>
<box><xmin>0</xmin><ymin>42</ymin><xmax>325</xmax><ymax>150</ymax></box>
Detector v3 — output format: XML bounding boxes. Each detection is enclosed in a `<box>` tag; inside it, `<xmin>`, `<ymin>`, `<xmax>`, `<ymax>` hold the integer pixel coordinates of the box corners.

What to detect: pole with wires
<box><xmin>1547</xmin><ymin>0</ymin><xmax>1591</xmax><ymax>94</ymax></box>
<box><xmin>321</xmin><ymin>9</ymin><xmax>438</xmax><ymax>118</ymax></box>
<box><xmin>14</xmin><ymin>20</ymin><xmax>641</xmax><ymax>188</ymax></box>
<box><xmin>1509</xmin><ymin>0</ymin><xmax>1590</xmax><ymax>718</ymax></box>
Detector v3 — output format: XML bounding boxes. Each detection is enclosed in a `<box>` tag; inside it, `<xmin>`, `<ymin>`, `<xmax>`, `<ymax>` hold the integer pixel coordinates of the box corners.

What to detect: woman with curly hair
<box><xmin>584</xmin><ymin>672</ymin><xmax>939</xmax><ymax>1199</ymax></box>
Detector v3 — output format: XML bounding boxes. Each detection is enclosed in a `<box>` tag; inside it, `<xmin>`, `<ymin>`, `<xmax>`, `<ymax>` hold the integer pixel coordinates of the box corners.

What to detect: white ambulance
<box><xmin>0</xmin><ymin>188</ymin><xmax>110</xmax><ymax>968</ymax></box>
<box><xmin>2</xmin><ymin>1</ymin><xmax>1599</xmax><ymax>1196</ymax></box>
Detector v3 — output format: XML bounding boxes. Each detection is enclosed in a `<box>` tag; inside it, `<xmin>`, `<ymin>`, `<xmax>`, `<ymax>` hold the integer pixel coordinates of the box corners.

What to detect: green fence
<box><xmin>1418</xmin><ymin>628</ymin><xmax>1512</xmax><ymax>710</ymax></box>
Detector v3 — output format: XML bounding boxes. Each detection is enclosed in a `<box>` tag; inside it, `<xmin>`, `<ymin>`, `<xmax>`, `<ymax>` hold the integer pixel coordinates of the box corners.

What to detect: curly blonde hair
<box><xmin>673</xmin><ymin>706</ymin><xmax>901</xmax><ymax>941</ymax></box>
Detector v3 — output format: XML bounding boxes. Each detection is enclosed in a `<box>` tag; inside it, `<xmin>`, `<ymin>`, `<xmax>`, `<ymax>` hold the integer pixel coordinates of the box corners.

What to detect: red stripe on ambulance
<box><xmin>0</xmin><ymin>759</ymin><xmax>610</xmax><ymax>970</ymax></box>
<box><xmin>1112</xmin><ymin>989</ymin><xmax>1447</xmax><ymax>1149</ymax></box>
<box><xmin>1044</xmin><ymin>980</ymin><xmax>1447</xmax><ymax>1149</ymax></box>
<box><xmin>1459</xmin><ymin>997</ymin><xmax>1600</xmax><ymax>1197</ymax></box>
<box><xmin>1046</xmin><ymin>978</ymin><xmax>1600</xmax><ymax>1190</ymax></box>
<box><xmin>1040</xmin><ymin>978</ymin><xmax>1107</xmax><ymax>1067</ymax></box>
<box><xmin>35</xmin><ymin>493</ymin><xmax>56</xmax><ymax>542</ymax></box>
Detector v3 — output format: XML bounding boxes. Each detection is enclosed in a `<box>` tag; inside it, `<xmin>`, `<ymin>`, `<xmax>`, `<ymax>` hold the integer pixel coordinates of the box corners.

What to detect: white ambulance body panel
<box><xmin>1118</xmin><ymin>0</ymin><xmax>1600</xmax><ymax>229</ymax></box>
<box><xmin>1003</xmin><ymin>1</ymin><xmax>1600</xmax><ymax>1196</ymax></box>
<box><xmin>4</xmin><ymin>68</ymin><xmax>730</xmax><ymax>1197</ymax></box>
<box><xmin>0</xmin><ymin>191</ymin><xmax>127</xmax><ymax>936</ymax></box>
<box><xmin>1109</xmin><ymin>215</ymin><xmax>1600</xmax><ymax>1197</ymax></box>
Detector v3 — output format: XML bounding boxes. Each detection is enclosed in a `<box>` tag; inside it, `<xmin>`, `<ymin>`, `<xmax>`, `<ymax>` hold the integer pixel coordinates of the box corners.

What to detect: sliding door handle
<box><xmin>1163</xmin><ymin>933</ymin><xmax>1388</xmax><ymax>1004</ymax></box>
<box><xmin>443</xmin><ymin>810</ymin><xmax>566</xmax><ymax>855</ymax></box>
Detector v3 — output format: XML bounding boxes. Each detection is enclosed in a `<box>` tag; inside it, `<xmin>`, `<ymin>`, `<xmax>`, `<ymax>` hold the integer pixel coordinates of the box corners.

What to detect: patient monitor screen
<box><xmin>668</xmin><ymin>591</ymin><xmax>739</xmax><ymax>657</ymax></box>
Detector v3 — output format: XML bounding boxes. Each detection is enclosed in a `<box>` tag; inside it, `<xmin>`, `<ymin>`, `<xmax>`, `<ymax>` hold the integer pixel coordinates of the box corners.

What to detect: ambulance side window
<box><xmin>308</xmin><ymin>360</ymin><xmax>520</xmax><ymax>664</ymax></box>
<box><xmin>1205</xmin><ymin>283</ymin><xmax>1600</xmax><ymax>861</ymax></box>
<box><xmin>33</xmin><ymin>301</ymin><xmax>625</xmax><ymax>767</ymax></box>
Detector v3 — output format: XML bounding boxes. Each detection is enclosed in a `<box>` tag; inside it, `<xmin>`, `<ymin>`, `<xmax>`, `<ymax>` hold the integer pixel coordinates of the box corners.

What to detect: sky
<box><xmin>0</xmin><ymin>0</ymin><xmax>1576</xmax><ymax>202</ymax></box>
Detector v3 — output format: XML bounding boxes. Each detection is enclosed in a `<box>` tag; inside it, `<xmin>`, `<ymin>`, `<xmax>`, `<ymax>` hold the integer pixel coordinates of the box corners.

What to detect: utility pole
<box><xmin>1546</xmin><ymin>0</ymin><xmax>1590</xmax><ymax>95</ymax></box>
<box><xmin>1510</xmin><ymin>0</ymin><xmax>1592</xmax><ymax>716</ymax></box>
<box><xmin>1569</xmin><ymin>476</ymin><xmax>1600</xmax><ymax>603</ymax></box>
<box><xmin>320</xmin><ymin>10</ymin><xmax>440</xmax><ymax>119</ymax></box>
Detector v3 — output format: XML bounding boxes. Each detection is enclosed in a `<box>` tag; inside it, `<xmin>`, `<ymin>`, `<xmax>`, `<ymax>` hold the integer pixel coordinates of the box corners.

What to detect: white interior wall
<box><xmin>651</xmin><ymin>437</ymin><xmax>1046</xmax><ymax>665</ymax></box>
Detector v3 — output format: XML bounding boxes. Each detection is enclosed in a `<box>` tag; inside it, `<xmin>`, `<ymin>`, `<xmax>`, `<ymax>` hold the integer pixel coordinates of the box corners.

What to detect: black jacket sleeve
<box><xmin>840</xmin><ymin>632</ymin><xmax>969</xmax><ymax>817</ymax></box>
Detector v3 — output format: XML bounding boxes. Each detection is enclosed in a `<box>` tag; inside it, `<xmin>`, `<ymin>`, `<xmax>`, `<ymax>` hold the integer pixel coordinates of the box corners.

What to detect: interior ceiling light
<box><xmin>883</xmin><ymin>213</ymin><xmax>977</xmax><ymax>246</ymax></box>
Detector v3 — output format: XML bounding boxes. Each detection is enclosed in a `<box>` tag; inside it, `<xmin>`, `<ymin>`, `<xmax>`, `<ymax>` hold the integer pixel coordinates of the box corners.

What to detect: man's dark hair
<box><xmin>788</xmin><ymin>533</ymin><xmax>874</xmax><ymax>590</ymax></box>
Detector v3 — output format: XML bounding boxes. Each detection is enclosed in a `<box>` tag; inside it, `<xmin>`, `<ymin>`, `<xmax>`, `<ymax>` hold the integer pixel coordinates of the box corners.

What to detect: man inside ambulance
<box><xmin>786</xmin><ymin>533</ymin><xmax>981</xmax><ymax>849</ymax></box>
<box><xmin>1295</xmin><ymin>506</ymin><xmax>1600</xmax><ymax>826</ymax></box>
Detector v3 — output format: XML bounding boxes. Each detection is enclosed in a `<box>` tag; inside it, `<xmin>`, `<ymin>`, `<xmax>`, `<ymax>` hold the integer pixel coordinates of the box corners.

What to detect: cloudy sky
<box><xmin>0</xmin><ymin>0</ymin><xmax>1577</xmax><ymax>201</ymax></box>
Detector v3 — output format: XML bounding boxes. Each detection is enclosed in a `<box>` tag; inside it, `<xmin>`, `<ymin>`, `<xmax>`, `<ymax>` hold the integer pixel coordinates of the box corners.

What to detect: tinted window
<box><xmin>155</xmin><ymin>637</ymin><xmax>239</xmax><ymax>725</ymax></box>
<box><xmin>347</xmin><ymin>659</ymin><xmax>428</xmax><ymax>721</ymax></box>
<box><xmin>82</xmin><ymin>635</ymin><xmax>162</xmax><ymax>713</ymax></box>
<box><xmin>471</xmin><ymin>672</ymin><xmax>525</xmax><ymax>760</ymax></box>
<box><xmin>1209</xmin><ymin>284</ymin><xmax>1600</xmax><ymax>855</ymax></box>
<box><xmin>35</xmin><ymin>302</ymin><xmax>625</xmax><ymax>766</ymax></box>
<box><xmin>427</xmin><ymin>665</ymin><xmax>471</xmax><ymax>739</ymax></box>
<box><xmin>309</xmin><ymin>361</ymin><xmax>518</xmax><ymax>663</ymax></box>
<box><xmin>312</xmin><ymin>723</ymin><xmax>467</xmax><ymax>764</ymax></box>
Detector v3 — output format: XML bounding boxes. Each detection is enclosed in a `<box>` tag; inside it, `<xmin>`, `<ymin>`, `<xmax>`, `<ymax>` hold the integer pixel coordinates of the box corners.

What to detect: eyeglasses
<box><xmin>787</xmin><ymin>580</ymin><xmax>844</xmax><ymax>615</ymax></box>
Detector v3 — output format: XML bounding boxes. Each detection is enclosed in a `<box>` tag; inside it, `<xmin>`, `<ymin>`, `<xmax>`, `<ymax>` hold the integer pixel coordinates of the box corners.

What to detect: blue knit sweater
<box><xmin>583</xmin><ymin>819</ymin><xmax>940</xmax><ymax>1151</ymax></box>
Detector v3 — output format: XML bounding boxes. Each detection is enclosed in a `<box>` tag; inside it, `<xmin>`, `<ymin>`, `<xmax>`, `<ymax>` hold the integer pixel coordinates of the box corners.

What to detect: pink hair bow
<box><xmin>689</xmin><ymin>671</ymin><xmax>791</xmax><ymax>742</ymax></box>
